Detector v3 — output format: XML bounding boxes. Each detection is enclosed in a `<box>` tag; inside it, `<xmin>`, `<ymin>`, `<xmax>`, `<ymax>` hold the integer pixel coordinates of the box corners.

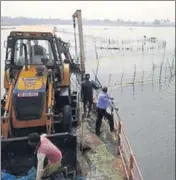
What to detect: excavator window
<box><xmin>5</xmin><ymin>37</ymin><xmax>13</xmax><ymax>61</ymax></box>
<box><xmin>13</xmin><ymin>39</ymin><xmax>55</xmax><ymax>66</ymax></box>
<box><xmin>53</xmin><ymin>38</ymin><xmax>62</xmax><ymax>64</ymax></box>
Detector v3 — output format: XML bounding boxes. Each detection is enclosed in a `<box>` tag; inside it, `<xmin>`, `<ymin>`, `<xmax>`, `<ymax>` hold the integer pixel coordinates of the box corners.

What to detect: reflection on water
<box><xmin>112</xmin><ymin>81</ymin><xmax>175</xmax><ymax>180</ymax></box>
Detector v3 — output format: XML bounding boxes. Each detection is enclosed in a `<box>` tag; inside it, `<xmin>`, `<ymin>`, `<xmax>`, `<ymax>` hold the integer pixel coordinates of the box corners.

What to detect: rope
<box><xmin>81</xmin><ymin>115</ymin><xmax>85</xmax><ymax>153</ymax></box>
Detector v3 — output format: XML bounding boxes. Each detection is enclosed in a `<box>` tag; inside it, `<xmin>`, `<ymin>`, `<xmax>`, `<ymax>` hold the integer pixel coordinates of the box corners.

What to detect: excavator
<box><xmin>1</xmin><ymin>10</ymin><xmax>87</xmax><ymax>180</ymax></box>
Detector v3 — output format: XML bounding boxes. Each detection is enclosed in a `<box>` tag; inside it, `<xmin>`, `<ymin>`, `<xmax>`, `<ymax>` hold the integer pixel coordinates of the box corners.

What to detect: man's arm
<box><xmin>105</xmin><ymin>94</ymin><xmax>116</xmax><ymax>109</ymax></box>
<box><xmin>36</xmin><ymin>153</ymin><xmax>46</xmax><ymax>180</ymax></box>
<box><xmin>107</xmin><ymin>95</ymin><xmax>119</xmax><ymax>111</ymax></box>
<box><xmin>90</xmin><ymin>82</ymin><xmax>94</xmax><ymax>100</ymax></box>
<box><xmin>81</xmin><ymin>82</ymin><xmax>84</xmax><ymax>101</ymax></box>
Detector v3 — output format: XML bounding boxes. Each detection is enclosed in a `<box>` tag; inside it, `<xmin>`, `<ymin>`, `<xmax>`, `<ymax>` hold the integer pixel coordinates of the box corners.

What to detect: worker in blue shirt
<box><xmin>96</xmin><ymin>86</ymin><xmax>118</xmax><ymax>136</ymax></box>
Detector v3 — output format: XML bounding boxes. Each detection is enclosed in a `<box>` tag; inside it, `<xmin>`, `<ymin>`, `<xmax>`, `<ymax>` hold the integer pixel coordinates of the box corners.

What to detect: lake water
<box><xmin>1</xmin><ymin>25</ymin><xmax>175</xmax><ymax>180</ymax></box>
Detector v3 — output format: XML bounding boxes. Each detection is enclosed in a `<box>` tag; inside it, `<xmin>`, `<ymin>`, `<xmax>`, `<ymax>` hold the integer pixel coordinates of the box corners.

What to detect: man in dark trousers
<box><xmin>81</xmin><ymin>73</ymin><xmax>93</xmax><ymax>117</ymax></box>
<box><xmin>96</xmin><ymin>86</ymin><xmax>118</xmax><ymax>136</ymax></box>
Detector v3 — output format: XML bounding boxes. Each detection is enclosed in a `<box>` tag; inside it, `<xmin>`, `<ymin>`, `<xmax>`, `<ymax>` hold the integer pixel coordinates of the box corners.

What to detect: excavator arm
<box><xmin>56</xmin><ymin>38</ymin><xmax>73</xmax><ymax>63</ymax></box>
<box><xmin>72</xmin><ymin>10</ymin><xmax>86</xmax><ymax>79</ymax></box>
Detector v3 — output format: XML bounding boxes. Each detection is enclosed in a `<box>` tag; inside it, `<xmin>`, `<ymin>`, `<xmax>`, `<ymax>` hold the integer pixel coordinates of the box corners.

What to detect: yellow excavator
<box><xmin>1</xmin><ymin>10</ymin><xmax>87</xmax><ymax>179</ymax></box>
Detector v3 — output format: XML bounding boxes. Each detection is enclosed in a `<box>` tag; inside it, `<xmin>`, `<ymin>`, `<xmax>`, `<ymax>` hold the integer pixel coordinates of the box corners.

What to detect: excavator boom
<box><xmin>72</xmin><ymin>10</ymin><xmax>86</xmax><ymax>77</ymax></box>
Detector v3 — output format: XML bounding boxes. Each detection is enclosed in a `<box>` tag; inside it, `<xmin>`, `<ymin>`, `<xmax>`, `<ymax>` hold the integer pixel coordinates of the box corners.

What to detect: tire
<box><xmin>62</xmin><ymin>105</ymin><xmax>72</xmax><ymax>133</ymax></box>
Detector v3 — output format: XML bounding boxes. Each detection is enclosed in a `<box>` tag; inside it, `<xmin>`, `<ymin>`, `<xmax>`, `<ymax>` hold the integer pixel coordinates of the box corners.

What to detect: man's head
<box><xmin>102</xmin><ymin>86</ymin><xmax>108</xmax><ymax>93</ymax></box>
<box><xmin>33</xmin><ymin>40</ymin><xmax>39</xmax><ymax>45</ymax></box>
<box><xmin>28</xmin><ymin>132</ymin><xmax>41</xmax><ymax>147</ymax></box>
<box><xmin>85</xmin><ymin>73</ymin><xmax>90</xmax><ymax>81</ymax></box>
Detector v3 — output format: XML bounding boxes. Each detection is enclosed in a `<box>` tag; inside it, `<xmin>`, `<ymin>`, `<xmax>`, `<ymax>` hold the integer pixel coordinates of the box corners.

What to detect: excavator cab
<box><xmin>1</xmin><ymin>26</ymin><xmax>80</xmax><ymax>178</ymax></box>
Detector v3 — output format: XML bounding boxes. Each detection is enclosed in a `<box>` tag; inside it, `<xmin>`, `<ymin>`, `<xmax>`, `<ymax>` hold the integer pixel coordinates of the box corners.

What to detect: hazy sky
<box><xmin>1</xmin><ymin>1</ymin><xmax>175</xmax><ymax>21</ymax></box>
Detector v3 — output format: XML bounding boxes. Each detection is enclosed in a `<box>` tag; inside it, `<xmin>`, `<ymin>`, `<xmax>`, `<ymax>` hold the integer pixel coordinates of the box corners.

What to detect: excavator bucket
<box><xmin>1</xmin><ymin>133</ymin><xmax>77</xmax><ymax>177</ymax></box>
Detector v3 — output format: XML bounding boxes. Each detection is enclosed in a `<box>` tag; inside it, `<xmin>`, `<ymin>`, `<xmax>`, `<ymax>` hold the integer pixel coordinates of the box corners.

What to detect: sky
<box><xmin>1</xmin><ymin>1</ymin><xmax>175</xmax><ymax>21</ymax></box>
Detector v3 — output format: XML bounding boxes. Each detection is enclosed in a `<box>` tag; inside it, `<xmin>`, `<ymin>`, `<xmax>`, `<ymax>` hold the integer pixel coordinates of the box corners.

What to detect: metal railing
<box><xmin>113</xmin><ymin>110</ymin><xmax>144</xmax><ymax>180</ymax></box>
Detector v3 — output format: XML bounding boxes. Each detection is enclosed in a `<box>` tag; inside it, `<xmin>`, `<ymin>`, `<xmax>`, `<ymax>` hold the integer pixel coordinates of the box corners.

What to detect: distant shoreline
<box><xmin>2</xmin><ymin>16</ymin><xmax>175</xmax><ymax>28</ymax></box>
<box><xmin>1</xmin><ymin>23</ymin><xmax>175</xmax><ymax>28</ymax></box>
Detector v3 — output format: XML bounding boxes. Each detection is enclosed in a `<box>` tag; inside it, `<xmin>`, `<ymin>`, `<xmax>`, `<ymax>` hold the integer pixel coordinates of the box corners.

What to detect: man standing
<box><xmin>96</xmin><ymin>86</ymin><xmax>118</xmax><ymax>136</ymax></box>
<box><xmin>81</xmin><ymin>74</ymin><xmax>93</xmax><ymax>117</ymax></box>
<box><xmin>28</xmin><ymin>133</ymin><xmax>63</xmax><ymax>180</ymax></box>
